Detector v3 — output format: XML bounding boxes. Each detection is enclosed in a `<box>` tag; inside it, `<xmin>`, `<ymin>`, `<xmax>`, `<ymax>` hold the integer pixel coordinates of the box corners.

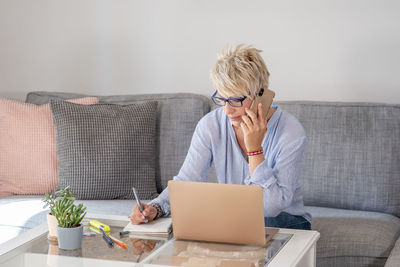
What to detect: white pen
<box><xmin>132</xmin><ymin>187</ymin><xmax>148</xmax><ymax>223</ymax></box>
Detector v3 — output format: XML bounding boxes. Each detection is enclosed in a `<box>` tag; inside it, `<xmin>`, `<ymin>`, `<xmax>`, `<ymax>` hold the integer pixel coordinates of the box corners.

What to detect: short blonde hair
<box><xmin>210</xmin><ymin>44</ymin><xmax>270</xmax><ymax>98</ymax></box>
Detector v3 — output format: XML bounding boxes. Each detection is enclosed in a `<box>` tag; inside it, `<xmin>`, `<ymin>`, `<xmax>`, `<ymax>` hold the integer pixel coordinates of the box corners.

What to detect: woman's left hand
<box><xmin>240</xmin><ymin>103</ymin><xmax>267</xmax><ymax>152</ymax></box>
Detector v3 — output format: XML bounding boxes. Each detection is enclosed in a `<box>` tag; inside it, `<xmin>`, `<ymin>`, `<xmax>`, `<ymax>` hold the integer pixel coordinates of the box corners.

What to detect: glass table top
<box><xmin>25</xmin><ymin>223</ymin><xmax>170</xmax><ymax>264</ymax></box>
<box><xmin>142</xmin><ymin>232</ymin><xmax>292</xmax><ymax>267</ymax></box>
<box><xmin>0</xmin><ymin>215</ymin><xmax>292</xmax><ymax>267</ymax></box>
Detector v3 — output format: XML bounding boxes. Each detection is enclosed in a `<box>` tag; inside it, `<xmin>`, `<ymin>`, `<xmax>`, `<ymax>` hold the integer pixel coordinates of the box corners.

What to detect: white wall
<box><xmin>0</xmin><ymin>0</ymin><xmax>399</xmax><ymax>103</ymax></box>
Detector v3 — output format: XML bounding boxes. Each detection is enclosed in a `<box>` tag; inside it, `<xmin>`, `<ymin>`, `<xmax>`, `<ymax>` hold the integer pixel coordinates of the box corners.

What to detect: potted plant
<box><xmin>51</xmin><ymin>187</ymin><xmax>87</xmax><ymax>250</ymax></box>
<box><xmin>43</xmin><ymin>186</ymin><xmax>77</xmax><ymax>242</ymax></box>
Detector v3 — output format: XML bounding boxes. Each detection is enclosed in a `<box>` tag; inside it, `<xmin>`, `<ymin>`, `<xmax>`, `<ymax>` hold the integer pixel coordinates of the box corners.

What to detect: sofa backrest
<box><xmin>26</xmin><ymin>91</ymin><xmax>211</xmax><ymax>194</ymax></box>
<box><xmin>27</xmin><ymin>92</ymin><xmax>400</xmax><ymax>216</ymax></box>
<box><xmin>276</xmin><ymin>101</ymin><xmax>400</xmax><ymax>216</ymax></box>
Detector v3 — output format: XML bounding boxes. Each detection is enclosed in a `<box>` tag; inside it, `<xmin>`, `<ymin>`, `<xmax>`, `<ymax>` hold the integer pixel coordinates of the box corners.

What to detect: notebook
<box><xmin>123</xmin><ymin>217</ymin><xmax>172</xmax><ymax>239</ymax></box>
<box><xmin>168</xmin><ymin>180</ymin><xmax>268</xmax><ymax>246</ymax></box>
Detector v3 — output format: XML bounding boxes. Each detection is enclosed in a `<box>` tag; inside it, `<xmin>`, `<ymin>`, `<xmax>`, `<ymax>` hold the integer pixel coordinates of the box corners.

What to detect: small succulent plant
<box><xmin>43</xmin><ymin>186</ymin><xmax>86</xmax><ymax>228</ymax></box>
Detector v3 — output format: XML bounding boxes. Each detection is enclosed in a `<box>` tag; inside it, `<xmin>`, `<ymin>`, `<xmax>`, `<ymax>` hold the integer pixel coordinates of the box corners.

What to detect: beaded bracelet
<box><xmin>247</xmin><ymin>147</ymin><xmax>263</xmax><ymax>153</ymax></box>
<box><xmin>247</xmin><ymin>149</ymin><xmax>263</xmax><ymax>156</ymax></box>
<box><xmin>151</xmin><ymin>203</ymin><xmax>164</xmax><ymax>219</ymax></box>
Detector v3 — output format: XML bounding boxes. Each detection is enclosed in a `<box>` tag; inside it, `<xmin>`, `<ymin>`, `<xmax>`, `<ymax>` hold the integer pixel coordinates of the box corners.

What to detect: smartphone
<box><xmin>249</xmin><ymin>88</ymin><xmax>275</xmax><ymax>119</ymax></box>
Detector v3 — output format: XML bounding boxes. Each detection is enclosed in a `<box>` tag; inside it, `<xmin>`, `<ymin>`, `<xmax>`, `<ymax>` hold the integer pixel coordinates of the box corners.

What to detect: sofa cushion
<box><xmin>385</xmin><ymin>236</ymin><xmax>400</xmax><ymax>267</ymax></box>
<box><xmin>50</xmin><ymin>100</ymin><xmax>158</xmax><ymax>200</ymax></box>
<box><xmin>0</xmin><ymin>97</ymin><xmax>99</xmax><ymax>197</ymax></box>
<box><xmin>316</xmin><ymin>257</ymin><xmax>387</xmax><ymax>267</ymax></box>
<box><xmin>307</xmin><ymin>206</ymin><xmax>400</xmax><ymax>262</ymax></box>
<box><xmin>278</xmin><ymin>101</ymin><xmax>400</xmax><ymax>216</ymax></box>
<box><xmin>27</xmin><ymin>91</ymin><xmax>211</xmax><ymax>193</ymax></box>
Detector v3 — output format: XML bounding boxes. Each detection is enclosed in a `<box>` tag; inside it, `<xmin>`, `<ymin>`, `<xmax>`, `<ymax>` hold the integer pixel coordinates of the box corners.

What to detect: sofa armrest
<box><xmin>385</xmin><ymin>235</ymin><xmax>400</xmax><ymax>267</ymax></box>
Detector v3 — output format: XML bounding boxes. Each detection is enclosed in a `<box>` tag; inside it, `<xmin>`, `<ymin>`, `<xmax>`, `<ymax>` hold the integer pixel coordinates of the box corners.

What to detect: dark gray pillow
<box><xmin>50</xmin><ymin>100</ymin><xmax>158</xmax><ymax>200</ymax></box>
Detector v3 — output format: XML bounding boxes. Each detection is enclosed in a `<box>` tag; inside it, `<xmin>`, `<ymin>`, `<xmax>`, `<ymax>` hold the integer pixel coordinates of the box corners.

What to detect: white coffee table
<box><xmin>0</xmin><ymin>214</ymin><xmax>319</xmax><ymax>267</ymax></box>
<box><xmin>265</xmin><ymin>228</ymin><xmax>319</xmax><ymax>267</ymax></box>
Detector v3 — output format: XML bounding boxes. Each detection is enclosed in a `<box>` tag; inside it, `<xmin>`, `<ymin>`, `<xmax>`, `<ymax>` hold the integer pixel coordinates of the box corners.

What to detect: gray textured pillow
<box><xmin>50</xmin><ymin>100</ymin><xmax>158</xmax><ymax>200</ymax></box>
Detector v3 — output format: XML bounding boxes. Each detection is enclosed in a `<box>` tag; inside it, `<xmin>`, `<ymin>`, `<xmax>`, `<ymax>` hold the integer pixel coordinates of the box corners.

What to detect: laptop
<box><xmin>168</xmin><ymin>180</ymin><xmax>267</xmax><ymax>246</ymax></box>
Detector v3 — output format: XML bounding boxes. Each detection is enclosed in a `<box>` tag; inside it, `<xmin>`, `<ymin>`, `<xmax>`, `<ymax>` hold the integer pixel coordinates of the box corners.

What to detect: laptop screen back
<box><xmin>168</xmin><ymin>180</ymin><xmax>266</xmax><ymax>246</ymax></box>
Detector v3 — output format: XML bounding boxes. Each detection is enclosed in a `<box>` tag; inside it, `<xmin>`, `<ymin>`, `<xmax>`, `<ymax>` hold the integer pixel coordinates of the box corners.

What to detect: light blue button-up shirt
<box><xmin>150</xmin><ymin>105</ymin><xmax>311</xmax><ymax>223</ymax></box>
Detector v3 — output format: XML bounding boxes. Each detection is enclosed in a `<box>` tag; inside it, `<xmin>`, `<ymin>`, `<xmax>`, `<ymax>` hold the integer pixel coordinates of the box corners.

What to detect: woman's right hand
<box><xmin>129</xmin><ymin>203</ymin><xmax>157</xmax><ymax>225</ymax></box>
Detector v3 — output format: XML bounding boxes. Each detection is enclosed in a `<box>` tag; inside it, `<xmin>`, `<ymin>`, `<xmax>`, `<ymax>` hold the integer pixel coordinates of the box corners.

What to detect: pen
<box><xmin>109</xmin><ymin>234</ymin><xmax>128</xmax><ymax>248</ymax></box>
<box><xmin>82</xmin><ymin>232</ymin><xmax>97</xmax><ymax>237</ymax></box>
<box><xmin>119</xmin><ymin>231</ymin><xmax>130</xmax><ymax>236</ymax></box>
<box><xmin>100</xmin><ymin>227</ymin><xmax>114</xmax><ymax>247</ymax></box>
<box><xmin>132</xmin><ymin>187</ymin><xmax>148</xmax><ymax>223</ymax></box>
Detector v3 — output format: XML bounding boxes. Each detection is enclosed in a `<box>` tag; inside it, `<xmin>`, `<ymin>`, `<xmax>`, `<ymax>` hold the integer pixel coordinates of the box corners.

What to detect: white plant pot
<box><xmin>56</xmin><ymin>225</ymin><xmax>83</xmax><ymax>250</ymax></box>
<box><xmin>47</xmin><ymin>213</ymin><xmax>58</xmax><ymax>242</ymax></box>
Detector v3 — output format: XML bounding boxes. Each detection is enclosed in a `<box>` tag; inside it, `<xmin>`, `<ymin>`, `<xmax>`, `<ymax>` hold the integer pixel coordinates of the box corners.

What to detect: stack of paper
<box><xmin>123</xmin><ymin>217</ymin><xmax>172</xmax><ymax>240</ymax></box>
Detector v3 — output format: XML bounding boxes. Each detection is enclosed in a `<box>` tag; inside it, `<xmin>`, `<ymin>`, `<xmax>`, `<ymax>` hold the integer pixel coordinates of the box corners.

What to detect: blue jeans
<box><xmin>265</xmin><ymin>212</ymin><xmax>311</xmax><ymax>230</ymax></box>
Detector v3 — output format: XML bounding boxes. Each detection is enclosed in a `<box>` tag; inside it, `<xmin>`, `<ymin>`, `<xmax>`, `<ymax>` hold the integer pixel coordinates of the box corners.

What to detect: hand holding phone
<box><xmin>249</xmin><ymin>88</ymin><xmax>275</xmax><ymax>120</ymax></box>
<box><xmin>241</xmin><ymin>88</ymin><xmax>275</xmax><ymax>153</ymax></box>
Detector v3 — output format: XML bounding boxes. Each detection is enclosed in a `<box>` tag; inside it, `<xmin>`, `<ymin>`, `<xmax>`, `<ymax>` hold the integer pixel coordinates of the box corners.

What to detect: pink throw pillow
<box><xmin>0</xmin><ymin>97</ymin><xmax>99</xmax><ymax>197</ymax></box>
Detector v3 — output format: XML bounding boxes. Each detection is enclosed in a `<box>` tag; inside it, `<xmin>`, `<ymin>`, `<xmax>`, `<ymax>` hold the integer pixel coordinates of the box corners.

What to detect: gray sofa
<box><xmin>1</xmin><ymin>91</ymin><xmax>399</xmax><ymax>267</ymax></box>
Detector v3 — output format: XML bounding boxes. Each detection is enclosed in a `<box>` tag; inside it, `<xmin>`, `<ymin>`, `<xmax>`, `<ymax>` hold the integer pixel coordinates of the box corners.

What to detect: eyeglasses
<box><xmin>211</xmin><ymin>90</ymin><xmax>247</xmax><ymax>107</ymax></box>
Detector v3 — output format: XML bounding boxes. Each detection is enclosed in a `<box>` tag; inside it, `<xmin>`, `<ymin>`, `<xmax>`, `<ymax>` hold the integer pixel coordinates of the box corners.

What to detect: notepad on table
<box><xmin>123</xmin><ymin>217</ymin><xmax>172</xmax><ymax>239</ymax></box>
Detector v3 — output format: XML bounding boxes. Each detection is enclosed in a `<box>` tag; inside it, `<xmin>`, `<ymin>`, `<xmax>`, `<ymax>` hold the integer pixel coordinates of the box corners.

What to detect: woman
<box><xmin>130</xmin><ymin>44</ymin><xmax>311</xmax><ymax>230</ymax></box>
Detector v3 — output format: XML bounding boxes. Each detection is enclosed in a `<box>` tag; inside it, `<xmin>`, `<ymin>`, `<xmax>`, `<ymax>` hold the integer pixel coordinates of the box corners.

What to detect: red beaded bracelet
<box><xmin>247</xmin><ymin>147</ymin><xmax>262</xmax><ymax>153</ymax></box>
<box><xmin>247</xmin><ymin>149</ymin><xmax>263</xmax><ymax>156</ymax></box>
